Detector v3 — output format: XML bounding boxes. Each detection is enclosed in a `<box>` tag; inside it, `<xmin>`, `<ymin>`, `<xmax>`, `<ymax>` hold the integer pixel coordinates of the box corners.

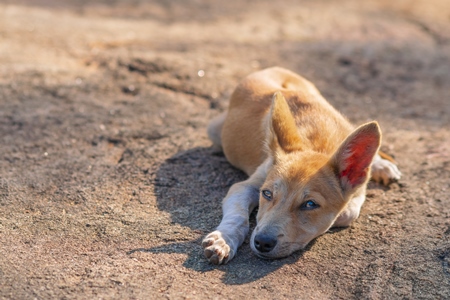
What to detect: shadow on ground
<box><xmin>124</xmin><ymin>146</ymin><xmax>287</xmax><ymax>284</ymax></box>
<box><xmin>127</xmin><ymin>146</ymin><xmax>348</xmax><ymax>284</ymax></box>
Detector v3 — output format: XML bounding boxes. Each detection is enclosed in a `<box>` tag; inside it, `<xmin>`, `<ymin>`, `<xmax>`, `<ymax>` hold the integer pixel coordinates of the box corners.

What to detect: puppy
<box><xmin>202</xmin><ymin>67</ymin><xmax>401</xmax><ymax>264</ymax></box>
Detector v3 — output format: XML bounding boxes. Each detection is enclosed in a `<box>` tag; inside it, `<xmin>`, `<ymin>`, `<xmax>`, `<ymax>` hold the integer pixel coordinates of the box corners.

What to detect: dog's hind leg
<box><xmin>371</xmin><ymin>153</ymin><xmax>401</xmax><ymax>185</ymax></box>
<box><xmin>202</xmin><ymin>159</ymin><xmax>268</xmax><ymax>264</ymax></box>
<box><xmin>207</xmin><ymin>112</ymin><xmax>227</xmax><ymax>151</ymax></box>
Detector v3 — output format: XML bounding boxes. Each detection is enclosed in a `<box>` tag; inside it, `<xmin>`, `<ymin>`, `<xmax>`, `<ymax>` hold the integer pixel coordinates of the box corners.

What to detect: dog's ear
<box><xmin>332</xmin><ymin>121</ymin><xmax>381</xmax><ymax>193</ymax></box>
<box><xmin>266</xmin><ymin>92</ymin><xmax>302</xmax><ymax>159</ymax></box>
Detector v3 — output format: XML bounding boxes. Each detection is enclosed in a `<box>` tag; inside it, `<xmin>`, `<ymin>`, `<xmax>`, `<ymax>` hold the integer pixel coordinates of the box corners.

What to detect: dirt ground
<box><xmin>0</xmin><ymin>0</ymin><xmax>449</xmax><ymax>299</ymax></box>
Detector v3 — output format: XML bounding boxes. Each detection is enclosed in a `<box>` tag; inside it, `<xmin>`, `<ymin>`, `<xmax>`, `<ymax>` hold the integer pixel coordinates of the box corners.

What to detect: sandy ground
<box><xmin>0</xmin><ymin>0</ymin><xmax>449</xmax><ymax>299</ymax></box>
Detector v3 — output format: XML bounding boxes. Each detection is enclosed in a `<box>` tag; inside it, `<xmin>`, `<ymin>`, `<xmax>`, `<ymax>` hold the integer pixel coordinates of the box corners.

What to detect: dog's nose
<box><xmin>254</xmin><ymin>233</ymin><xmax>277</xmax><ymax>253</ymax></box>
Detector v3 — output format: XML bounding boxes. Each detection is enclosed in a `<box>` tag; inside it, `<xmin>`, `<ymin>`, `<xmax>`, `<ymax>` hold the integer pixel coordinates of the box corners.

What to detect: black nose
<box><xmin>254</xmin><ymin>234</ymin><xmax>277</xmax><ymax>253</ymax></box>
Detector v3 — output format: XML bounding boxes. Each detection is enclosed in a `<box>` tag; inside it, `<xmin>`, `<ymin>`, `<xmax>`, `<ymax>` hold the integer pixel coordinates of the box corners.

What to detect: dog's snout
<box><xmin>254</xmin><ymin>233</ymin><xmax>277</xmax><ymax>253</ymax></box>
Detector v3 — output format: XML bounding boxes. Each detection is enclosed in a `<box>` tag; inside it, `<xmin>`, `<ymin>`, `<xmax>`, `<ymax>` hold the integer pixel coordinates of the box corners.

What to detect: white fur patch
<box><xmin>371</xmin><ymin>154</ymin><xmax>402</xmax><ymax>185</ymax></box>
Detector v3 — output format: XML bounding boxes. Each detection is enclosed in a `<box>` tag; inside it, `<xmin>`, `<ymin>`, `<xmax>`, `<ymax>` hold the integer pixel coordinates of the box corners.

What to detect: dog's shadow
<box><xmin>128</xmin><ymin>146</ymin><xmax>311</xmax><ymax>284</ymax></box>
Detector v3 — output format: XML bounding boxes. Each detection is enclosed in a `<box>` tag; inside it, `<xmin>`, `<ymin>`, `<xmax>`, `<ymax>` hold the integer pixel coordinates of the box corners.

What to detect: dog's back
<box><xmin>219</xmin><ymin>67</ymin><xmax>353</xmax><ymax>175</ymax></box>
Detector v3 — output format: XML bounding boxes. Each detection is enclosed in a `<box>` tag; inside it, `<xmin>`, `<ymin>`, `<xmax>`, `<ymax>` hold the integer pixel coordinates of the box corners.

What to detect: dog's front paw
<box><xmin>202</xmin><ymin>231</ymin><xmax>235</xmax><ymax>265</ymax></box>
<box><xmin>371</xmin><ymin>157</ymin><xmax>401</xmax><ymax>185</ymax></box>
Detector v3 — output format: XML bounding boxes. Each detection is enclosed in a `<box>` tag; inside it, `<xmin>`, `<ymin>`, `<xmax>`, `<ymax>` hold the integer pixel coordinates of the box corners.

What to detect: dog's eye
<box><xmin>261</xmin><ymin>189</ymin><xmax>273</xmax><ymax>200</ymax></box>
<box><xmin>300</xmin><ymin>200</ymin><xmax>320</xmax><ymax>210</ymax></box>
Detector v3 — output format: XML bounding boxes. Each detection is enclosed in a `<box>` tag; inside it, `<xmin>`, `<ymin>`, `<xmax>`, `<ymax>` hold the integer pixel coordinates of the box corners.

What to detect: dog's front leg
<box><xmin>202</xmin><ymin>183</ymin><xmax>259</xmax><ymax>264</ymax></box>
<box><xmin>202</xmin><ymin>162</ymin><xmax>268</xmax><ymax>264</ymax></box>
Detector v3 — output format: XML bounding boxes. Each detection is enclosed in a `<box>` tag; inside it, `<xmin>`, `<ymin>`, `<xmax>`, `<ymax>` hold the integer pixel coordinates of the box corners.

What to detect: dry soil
<box><xmin>1</xmin><ymin>0</ymin><xmax>450</xmax><ymax>299</ymax></box>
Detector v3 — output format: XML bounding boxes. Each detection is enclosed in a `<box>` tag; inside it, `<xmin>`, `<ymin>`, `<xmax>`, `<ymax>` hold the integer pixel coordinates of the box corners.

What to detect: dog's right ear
<box><xmin>265</xmin><ymin>92</ymin><xmax>302</xmax><ymax>160</ymax></box>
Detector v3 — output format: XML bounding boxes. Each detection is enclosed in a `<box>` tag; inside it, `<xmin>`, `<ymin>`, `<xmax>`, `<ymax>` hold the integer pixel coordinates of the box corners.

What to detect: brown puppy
<box><xmin>202</xmin><ymin>67</ymin><xmax>401</xmax><ymax>264</ymax></box>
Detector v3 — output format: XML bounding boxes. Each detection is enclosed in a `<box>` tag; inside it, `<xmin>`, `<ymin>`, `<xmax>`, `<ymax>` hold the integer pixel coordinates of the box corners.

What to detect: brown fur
<box><xmin>202</xmin><ymin>67</ymin><xmax>401</xmax><ymax>264</ymax></box>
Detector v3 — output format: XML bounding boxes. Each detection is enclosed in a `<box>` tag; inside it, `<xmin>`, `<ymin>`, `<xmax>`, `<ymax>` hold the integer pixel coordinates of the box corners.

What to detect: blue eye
<box><xmin>300</xmin><ymin>200</ymin><xmax>320</xmax><ymax>210</ymax></box>
<box><xmin>261</xmin><ymin>189</ymin><xmax>272</xmax><ymax>200</ymax></box>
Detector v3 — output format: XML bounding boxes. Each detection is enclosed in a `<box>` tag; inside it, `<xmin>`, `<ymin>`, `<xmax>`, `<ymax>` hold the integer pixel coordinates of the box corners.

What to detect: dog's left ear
<box><xmin>332</xmin><ymin>121</ymin><xmax>381</xmax><ymax>193</ymax></box>
<box><xmin>266</xmin><ymin>92</ymin><xmax>303</xmax><ymax>159</ymax></box>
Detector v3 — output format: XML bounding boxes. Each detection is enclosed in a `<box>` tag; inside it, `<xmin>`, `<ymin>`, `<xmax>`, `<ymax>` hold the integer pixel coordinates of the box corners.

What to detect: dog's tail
<box><xmin>207</xmin><ymin>112</ymin><xmax>227</xmax><ymax>151</ymax></box>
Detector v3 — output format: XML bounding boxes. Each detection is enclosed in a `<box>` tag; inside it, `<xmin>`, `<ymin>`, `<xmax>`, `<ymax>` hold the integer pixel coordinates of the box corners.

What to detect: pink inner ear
<box><xmin>340</xmin><ymin>135</ymin><xmax>378</xmax><ymax>188</ymax></box>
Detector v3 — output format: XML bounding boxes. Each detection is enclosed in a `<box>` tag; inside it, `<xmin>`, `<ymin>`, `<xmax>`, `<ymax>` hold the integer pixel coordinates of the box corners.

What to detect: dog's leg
<box><xmin>371</xmin><ymin>153</ymin><xmax>401</xmax><ymax>185</ymax></box>
<box><xmin>202</xmin><ymin>160</ymin><xmax>268</xmax><ymax>264</ymax></box>
<box><xmin>334</xmin><ymin>191</ymin><xmax>366</xmax><ymax>227</ymax></box>
<box><xmin>207</xmin><ymin>112</ymin><xmax>227</xmax><ymax>151</ymax></box>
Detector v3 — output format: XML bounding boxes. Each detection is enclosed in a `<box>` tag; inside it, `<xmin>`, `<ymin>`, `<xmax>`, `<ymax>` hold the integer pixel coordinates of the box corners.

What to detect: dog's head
<box><xmin>250</xmin><ymin>92</ymin><xmax>381</xmax><ymax>259</ymax></box>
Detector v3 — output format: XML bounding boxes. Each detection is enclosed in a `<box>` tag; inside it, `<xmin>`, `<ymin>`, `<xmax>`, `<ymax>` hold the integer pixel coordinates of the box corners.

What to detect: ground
<box><xmin>0</xmin><ymin>0</ymin><xmax>449</xmax><ymax>299</ymax></box>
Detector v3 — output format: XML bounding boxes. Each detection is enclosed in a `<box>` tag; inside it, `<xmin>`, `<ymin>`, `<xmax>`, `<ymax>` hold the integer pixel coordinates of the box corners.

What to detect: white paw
<box><xmin>371</xmin><ymin>156</ymin><xmax>401</xmax><ymax>185</ymax></box>
<box><xmin>202</xmin><ymin>231</ymin><xmax>235</xmax><ymax>265</ymax></box>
